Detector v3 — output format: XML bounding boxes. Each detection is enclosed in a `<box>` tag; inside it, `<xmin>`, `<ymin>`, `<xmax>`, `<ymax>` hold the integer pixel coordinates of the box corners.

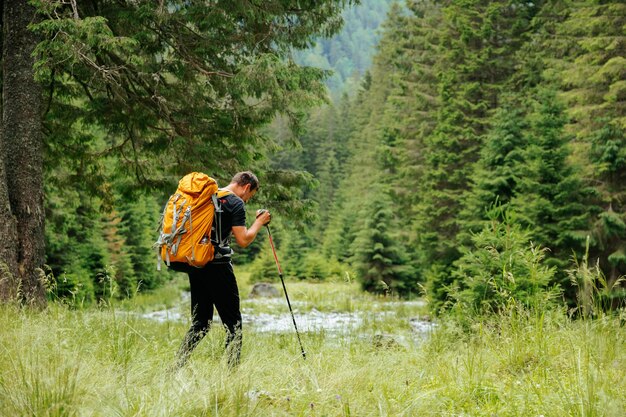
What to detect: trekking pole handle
<box><xmin>256</xmin><ymin>209</ymin><xmax>271</xmax><ymax>225</ymax></box>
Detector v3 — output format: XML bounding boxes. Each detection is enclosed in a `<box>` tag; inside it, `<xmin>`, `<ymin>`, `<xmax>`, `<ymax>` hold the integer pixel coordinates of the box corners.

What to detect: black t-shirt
<box><xmin>210</xmin><ymin>192</ymin><xmax>246</xmax><ymax>263</ymax></box>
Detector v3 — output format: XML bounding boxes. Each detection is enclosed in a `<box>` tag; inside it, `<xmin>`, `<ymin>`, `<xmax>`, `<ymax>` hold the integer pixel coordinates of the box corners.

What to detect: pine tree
<box><xmin>249</xmin><ymin>249</ymin><xmax>278</xmax><ymax>283</ymax></box>
<box><xmin>394</xmin><ymin>0</ymin><xmax>441</xmax><ymax>210</ymax></box>
<box><xmin>101</xmin><ymin>210</ymin><xmax>133</xmax><ymax>300</ymax></box>
<box><xmin>458</xmin><ymin>100</ymin><xmax>529</xmax><ymax>243</ymax></box>
<box><xmin>352</xmin><ymin>191</ymin><xmax>416</xmax><ymax>295</ymax></box>
<box><xmin>118</xmin><ymin>194</ymin><xmax>164</xmax><ymax>292</ymax></box>
<box><xmin>301</xmin><ymin>95</ymin><xmax>356</xmax><ymax>264</ymax></box>
<box><xmin>317</xmin><ymin>55</ymin><xmax>394</xmax><ymax>269</ymax></box>
<box><xmin>588</xmin><ymin>121</ymin><xmax>626</xmax><ymax>286</ymax></box>
<box><xmin>321</xmin><ymin>191</ymin><xmax>356</xmax><ymax>262</ymax></box>
<box><xmin>549</xmin><ymin>1</ymin><xmax>626</xmax><ymax>138</ymax></box>
<box><xmin>509</xmin><ymin>89</ymin><xmax>592</xmax><ymax>301</ymax></box>
<box><xmin>281</xmin><ymin>224</ymin><xmax>310</xmax><ymax>279</ymax></box>
<box><xmin>45</xmin><ymin>191</ymin><xmax>98</xmax><ymax>305</ymax></box>
<box><xmin>542</xmin><ymin>0</ymin><xmax>626</xmax><ymax>295</ymax></box>
<box><xmin>31</xmin><ymin>0</ymin><xmax>356</xmax><ymax>186</ymax></box>
<box><xmin>44</xmin><ymin>172</ymin><xmax>112</xmax><ymax>305</ymax></box>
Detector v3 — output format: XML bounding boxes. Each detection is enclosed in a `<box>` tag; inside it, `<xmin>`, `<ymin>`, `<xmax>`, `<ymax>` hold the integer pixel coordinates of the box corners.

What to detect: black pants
<box><xmin>176</xmin><ymin>262</ymin><xmax>242</xmax><ymax>367</ymax></box>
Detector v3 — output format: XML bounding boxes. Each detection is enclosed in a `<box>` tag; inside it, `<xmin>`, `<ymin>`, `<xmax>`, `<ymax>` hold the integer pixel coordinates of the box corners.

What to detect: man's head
<box><xmin>229</xmin><ymin>171</ymin><xmax>259</xmax><ymax>202</ymax></box>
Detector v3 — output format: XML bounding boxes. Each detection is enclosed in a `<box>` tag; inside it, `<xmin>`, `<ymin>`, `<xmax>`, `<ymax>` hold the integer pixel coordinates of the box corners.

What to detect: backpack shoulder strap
<box><xmin>212</xmin><ymin>189</ymin><xmax>234</xmax><ymax>249</ymax></box>
<box><xmin>212</xmin><ymin>189</ymin><xmax>232</xmax><ymax>212</ymax></box>
<box><xmin>217</xmin><ymin>189</ymin><xmax>233</xmax><ymax>198</ymax></box>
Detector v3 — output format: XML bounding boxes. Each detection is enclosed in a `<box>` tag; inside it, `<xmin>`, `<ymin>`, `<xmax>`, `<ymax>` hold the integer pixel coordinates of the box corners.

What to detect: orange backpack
<box><xmin>154</xmin><ymin>172</ymin><xmax>231</xmax><ymax>270</ymax></box>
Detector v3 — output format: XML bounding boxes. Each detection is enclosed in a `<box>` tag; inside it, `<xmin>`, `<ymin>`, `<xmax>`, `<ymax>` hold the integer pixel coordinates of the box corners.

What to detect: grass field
<box><xmin>1</xmin><ymin>271</ymin><xmax>625</xmax><ymax>416</ymax></box>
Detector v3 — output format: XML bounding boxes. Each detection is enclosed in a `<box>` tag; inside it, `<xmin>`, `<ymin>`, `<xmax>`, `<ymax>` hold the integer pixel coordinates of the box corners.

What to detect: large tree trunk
<box><xmin>1</xmin><ymin>0</ymin><xmax>46</xmax><ymax>306</ymax></box>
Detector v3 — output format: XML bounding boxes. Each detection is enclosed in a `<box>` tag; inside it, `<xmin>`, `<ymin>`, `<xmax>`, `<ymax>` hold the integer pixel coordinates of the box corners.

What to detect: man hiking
<box><xmin>175</xmin><ymin>171</ymin><xmax>271</xmax><ymax>368</ymax></box>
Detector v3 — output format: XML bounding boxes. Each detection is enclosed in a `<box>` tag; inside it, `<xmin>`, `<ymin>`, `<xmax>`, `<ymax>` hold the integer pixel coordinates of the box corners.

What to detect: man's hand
<box><xmin>256</xmin><ymin>209</ymin><xmax>271</xmax><ymax>225</ymax></box>
<box><xmin>232</xmin><ymin>209</ymin><xmax>272</xmax><ymax>248</ymax></box>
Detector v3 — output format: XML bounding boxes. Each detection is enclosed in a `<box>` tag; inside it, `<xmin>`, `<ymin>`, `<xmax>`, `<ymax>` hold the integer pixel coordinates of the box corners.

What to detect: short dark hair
<box><xmin>231</xmin><ymin>171</ymin><xmax>259</xmax><ymax>191</ymax></box>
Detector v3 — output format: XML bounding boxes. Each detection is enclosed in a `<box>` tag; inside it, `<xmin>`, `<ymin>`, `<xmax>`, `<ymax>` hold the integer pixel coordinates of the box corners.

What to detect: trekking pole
<box><xmin>259</xmin><ymin>212</ymin><xmax>306</xmax><ymax>360</ymax></box>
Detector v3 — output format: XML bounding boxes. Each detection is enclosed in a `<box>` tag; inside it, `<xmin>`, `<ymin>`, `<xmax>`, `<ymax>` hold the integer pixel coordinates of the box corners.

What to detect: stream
<box><xmin>137</xmin><ymin>292</ymin><xmax>435</xmax><ymax>343</ymax></box>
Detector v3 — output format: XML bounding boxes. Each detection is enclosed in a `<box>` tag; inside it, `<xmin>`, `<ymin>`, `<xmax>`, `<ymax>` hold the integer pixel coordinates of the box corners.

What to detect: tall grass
<box><xmin>568</xmin><ymin>236</ymin><xmax>626</xmax><ymax>318</ymax></box>
<box><xmin>1</xmin><ymin>278</ymin><xmax>625</xmax><ymax>416</ymax></box>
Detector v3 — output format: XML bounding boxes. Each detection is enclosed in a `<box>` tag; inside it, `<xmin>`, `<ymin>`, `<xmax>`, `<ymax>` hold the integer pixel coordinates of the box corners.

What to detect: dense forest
<box><xmin>0</xmin><ymin>0</ymin><xmax>356</xmax><ymax>305</ymax></box>
<box><xmin>2</xmin><ymin>0</ymin><xmax>624</xmax><ymax>314</ymax></box>
<box><xmin>255</xmin><ymin>0</ymin><xmax>626</xmax><ymax>313</ymax></box>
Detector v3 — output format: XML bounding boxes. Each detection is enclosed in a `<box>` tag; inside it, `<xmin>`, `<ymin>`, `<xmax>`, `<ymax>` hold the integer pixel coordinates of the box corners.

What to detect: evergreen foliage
<box><xmin>414</xmin><ymin>0</ymin><xmax>539</xmax><ymax>308</ymax></box>
<box><xmin>588</xmin><ymin>121</ymin><xmax>626</xmax><ymax>284</ymax></box>
<box><xmin>293</xmin><ymin>0</ymin><xmax>396</xmax><ymax>97</ymax></box>
<box><xmin>44</xmin><ymin>177</ymin><xmax>169</xmax><ymax>304</ymax></box>
<box><xmin>452</xmin><ymin>206</ymin><xmax>558</xmax><ymax>315</ymax></box>
<box><xmin>310</xmin><ymin>2</ymin><xmax>436</xmax><ymax>290</ymax></box>
<box><xmin>31</xmin><ymin>0</ymin><xmax>354</xmax><ymax>190</ymax></box>
<box><xmin>248</xmin><ymin>248</ymin><xmax>278</xmax><ymax>284</ymax></box>
<box><xmin>44</xmin><ymin>185</ymin><xmax>104</xmax><ymax>305</ymax></box>
<box><xmin>549</xmin><ymin>1</ymin><xmax>626</xmax><ymax>137</ymax></box>
<box><xmin>321</xmin><ymin>191</ymin><xmax>356</xmax><ymax>262</ymax></box>
<box><xmin>282</xmin><ymin>0</ymin><xmax>625</xmax><ymax>310</ymax></box>
<box><xmin>118</xmin><ymin>195</ymin><xmax>164</xmax><ymax>292</ymax></box>
<box><xmin>459</xmin><ymin>101</ymin><xmax>529</xmax><ymax>241</ymax></box>
<box><xmin>510</xmin><ymin>90</ymin><xmax>592</xmax><ymax>268</ymax></box>
<box><xmin>9</xmin><ymin>0</ymin><xmax>626</xmax><ymax>310</ymax></box>
<box><xmin>352</xmin><ymin>191</ymin><xmax>416</xmax><ymax>295</ymax></box>
<box><xmin>8</xmin><ymin>0</ymin><xmax>355</xmax><ymax>304</ymax></box>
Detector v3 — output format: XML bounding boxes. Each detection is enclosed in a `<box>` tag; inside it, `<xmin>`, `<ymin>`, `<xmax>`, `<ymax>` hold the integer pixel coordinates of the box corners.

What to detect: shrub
<box><xmin>451</xmin><ymin>206</ymin><xmax>559</xmax><ymax>316</ymax></box>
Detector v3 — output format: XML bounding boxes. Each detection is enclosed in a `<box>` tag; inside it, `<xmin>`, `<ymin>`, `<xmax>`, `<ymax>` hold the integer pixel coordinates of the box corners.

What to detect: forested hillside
<box><xmin>293</xmin><ymin>0</ymin><xmax>394</xmax><ymax>96</ymax></box>
<box><xmin>261</xmin><ymin>0</ymin><xmax>626</xmax><ymax>312</ymax></box>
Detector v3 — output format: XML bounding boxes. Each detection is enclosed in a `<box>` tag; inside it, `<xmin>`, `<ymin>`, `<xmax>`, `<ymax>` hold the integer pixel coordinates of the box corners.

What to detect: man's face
<box><xmin>242</xmin><ymin>184</ymin><xmax>257</xmax><ymax>203</ymax></box>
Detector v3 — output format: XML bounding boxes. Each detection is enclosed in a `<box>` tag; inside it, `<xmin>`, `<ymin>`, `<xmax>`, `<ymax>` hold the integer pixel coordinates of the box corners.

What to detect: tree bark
<box><xmin>1</xmin><ymin>0</ymin><xmax>45</xmax><ymax>306</ymax></box>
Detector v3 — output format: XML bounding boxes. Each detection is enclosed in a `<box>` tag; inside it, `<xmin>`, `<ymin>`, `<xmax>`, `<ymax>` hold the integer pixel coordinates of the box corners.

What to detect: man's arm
<box><xmin>231</xmin><ymin>211</ymin><xmax>271</xmax><ymax>248</ymax></box>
